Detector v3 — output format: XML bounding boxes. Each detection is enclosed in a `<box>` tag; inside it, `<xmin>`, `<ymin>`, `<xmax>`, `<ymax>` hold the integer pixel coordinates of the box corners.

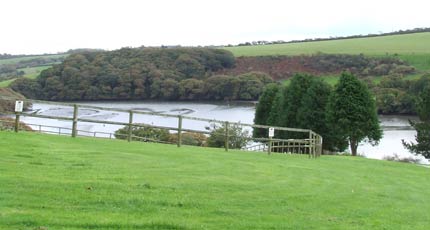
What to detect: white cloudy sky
<box><xmin>1</xmin><ymin>0</ymin><xmax>429</xmax><ymax>54</ymax></box>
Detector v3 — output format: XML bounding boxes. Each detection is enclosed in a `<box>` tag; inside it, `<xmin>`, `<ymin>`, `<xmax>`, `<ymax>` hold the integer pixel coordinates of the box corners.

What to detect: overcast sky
<box><xmin>1</xmin><ymin>0</ymin><xmax>429</xmax><ymax>55</ymax></box>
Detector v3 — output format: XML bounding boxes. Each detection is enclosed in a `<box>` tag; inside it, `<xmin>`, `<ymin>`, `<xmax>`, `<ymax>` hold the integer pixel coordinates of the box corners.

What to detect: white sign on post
<box><xmin>268</xmin><ymin>127</ymin><xmax>275</xmax><ymax>138</ymax></box>
<box><xmin>15</xmin><ymin>101</ymin><xmax>24</xmax><ymax>113</ymax></box>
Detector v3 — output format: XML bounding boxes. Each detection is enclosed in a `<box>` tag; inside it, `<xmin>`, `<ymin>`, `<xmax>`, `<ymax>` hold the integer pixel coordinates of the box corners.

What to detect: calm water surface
<box><xmin>20</xmin><ymin>101</ymin><xmax>428</xmax><ymax>164</ymax></box>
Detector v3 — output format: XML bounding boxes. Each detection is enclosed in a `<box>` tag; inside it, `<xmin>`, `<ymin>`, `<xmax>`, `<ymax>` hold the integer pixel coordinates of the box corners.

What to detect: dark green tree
<box><xmin>266</xmin><ymin>86</ymin><xmax>287</xmax><ymax>129</ymax></box>
<box><xmin>278</xmin><ymin>73</ymin><xmax>315</xmax><ymax>139</ymax></box>
<box><xmin>402</xmin><ymin>85</ymin><xmax>430</xmax><ymax>158</ymax></box>
<box><xmin>296</xmin><ymin>79</ymin><xmax>334</xmax><ymax>150</ymax></box>
<box><xmin>253</xmin><ymin>83</ymin><xmax>281</xmax><ymax>138</ymax></box>
<box><xmin>326</xmin><ymin>72</ymin><xmax>382</xmax><ymax>156</ymax></box>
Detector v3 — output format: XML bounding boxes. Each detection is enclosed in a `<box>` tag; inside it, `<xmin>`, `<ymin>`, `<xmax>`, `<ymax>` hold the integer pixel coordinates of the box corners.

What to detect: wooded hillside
<box><xmin>11</xmin><ymin>48</ymin><xmax>273</xmax><ymax>101</ymax></box>
<box><xmin>217</xmin><ymin>54</ymin><xmax>415</xmax><ymax>80</ymax></box>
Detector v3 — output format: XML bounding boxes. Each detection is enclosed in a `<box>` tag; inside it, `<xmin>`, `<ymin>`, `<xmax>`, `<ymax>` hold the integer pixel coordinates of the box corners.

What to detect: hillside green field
<box><xmin>1</xmin><ymin>131</ymin><xmax>429</xmax><ymax>229</ymax></box>
<box><xmin>0</xmin><ymin>54</ymin><xmax>66</xmax><ymax>88</ymax></box>
<box><xmin>0</xmin><ymin>78</ymin><xmax>16</xmax><ymax>88</ymax></box>
<box><xmin>225</xmin><ymin>33</ymin><xmax>430</xmax><ymax>56</ymax></box>
<box><xmin>0</xmin><ymin>66</ymin><xmax>51</xmax><ymax>88</ymax></box>
<box><xmin>0</xmin><ymin>54</ymin><xmax>66</xmax><ymax>65</ymax></box>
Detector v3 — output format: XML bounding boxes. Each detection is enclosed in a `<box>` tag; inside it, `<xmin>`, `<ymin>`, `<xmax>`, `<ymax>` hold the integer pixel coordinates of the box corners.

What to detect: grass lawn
<box><xmin>0</xmin><ymin>131</ymin><xmax>429</xmax><ymax>229</ymax></box>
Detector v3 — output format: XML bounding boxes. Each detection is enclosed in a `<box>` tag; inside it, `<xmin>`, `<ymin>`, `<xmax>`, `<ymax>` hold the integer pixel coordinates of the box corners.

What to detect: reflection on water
<box><xmin>20</xmin><ymin>101</ymin><xmax>428</xmax><ymax>164</ymax></box>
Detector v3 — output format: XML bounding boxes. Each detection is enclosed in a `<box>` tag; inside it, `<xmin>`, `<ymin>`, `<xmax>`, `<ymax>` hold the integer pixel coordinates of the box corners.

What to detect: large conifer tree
<box><xmin>297</xmin><ymin>79</ymin><xmax>334</xmax><ymax>150</ymax></box>
<box><xmin>253</xmin><ymin>83</ymin><xmax>281</xmax><ymax>138</ymax></box>
<box><xmin>326</xmin><ymin>72</ymin><xmax>382</xmax><ymax>156</ymax></box>
<box><xmin>278</xmin><ymin>73</ymin><xmax>314</xmax><ymax>139</ymax></box>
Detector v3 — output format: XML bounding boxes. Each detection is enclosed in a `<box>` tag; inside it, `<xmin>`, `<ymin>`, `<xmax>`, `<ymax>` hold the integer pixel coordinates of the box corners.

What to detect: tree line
<box><xmin>11</xmin><ymin>47</ymin><xmax>273</xmax><ymax>101</ymax></box>
<box><xmin>254</xmin><ymin>72</ymin><xmax>382</xmax><ymax>156</ymax></box>
<box><xmin>254</xmin><ymin>72</ymin><xmax>430</xmax><ymax>156</ymax></box>
<box><xmin>236</xmin><ymin>27</ymin><xmax>430</xmax><ymax>46</ymax></box>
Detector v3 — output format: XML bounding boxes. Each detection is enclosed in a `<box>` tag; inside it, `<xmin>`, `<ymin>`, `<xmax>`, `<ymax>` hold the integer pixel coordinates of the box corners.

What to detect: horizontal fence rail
<box><xmin>0</xmin><ymin>96</ymin><xmax>322</xmax><ymax>157</ymax></box>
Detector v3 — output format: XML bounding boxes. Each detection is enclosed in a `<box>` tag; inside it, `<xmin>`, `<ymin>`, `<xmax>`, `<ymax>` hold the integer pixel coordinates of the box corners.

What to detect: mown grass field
<box><xmin>225</xmin><ymin>33</ymin><xmax>430</xmax><ymax>57</ymax></box>
<box><xmin>1</xmin><ymin>131</ymin><xmax>429</xmax><ymax>229</ymax></box>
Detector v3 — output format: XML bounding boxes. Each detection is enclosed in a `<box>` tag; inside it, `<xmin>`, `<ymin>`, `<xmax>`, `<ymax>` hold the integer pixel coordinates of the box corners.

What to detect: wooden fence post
<box><xmin>225</xmin><ymin>121</ymin><xmax>229</xmax><ymax>152</ymax></box>
<box><xmin>71</xmin><ymin>104</ymin><xmax>78</xmax><ymax>137</ymax></box>
<box><xmin>177</xmin><ymin>115</ymin><xmax>182</xmax><ymax>147</ymax></box>
<box><xmin>14</xmin><ymin>112</ymin><xmax>20</xmax><ymax>133</ymax></box>
<box><xmin>268</xmin><ymin>137</ymin><xmax>272</xmax><ymax>155</ymax></box>
<box><xmin>314</xmin><ymin>134</ymin><xmax>318</xmax><ymax>158</ymax></box>
<box><xmin>308</xmin><ymin>131</ymin><xmax>312</xmax><ymax>158</ymax></box>
<box><xmin>128</xmin><ymin>110</ymin><xmax>133</xmax><ymax>142</ymax></box>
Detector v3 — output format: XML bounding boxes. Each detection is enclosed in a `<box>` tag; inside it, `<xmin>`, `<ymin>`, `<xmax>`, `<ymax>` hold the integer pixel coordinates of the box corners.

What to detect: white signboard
<box><xmin>268</xmin><ymin>127</ymin><xmax>275</xmax><ymax>138</ymax></box>
<box><xmin>15</xmin><ymin>101</ymin><xmax>24</xmax><ymax>112</ymax></box>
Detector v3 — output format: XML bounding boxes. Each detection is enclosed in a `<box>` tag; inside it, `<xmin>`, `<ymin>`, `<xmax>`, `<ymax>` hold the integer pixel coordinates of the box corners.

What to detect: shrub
<box><xmin>383</xmin><ymin>153</ymin><xmax>423</xmax><ymax>164</ymax></box>
<box><xmin>168</xmin><ymin>132</ymin><xmax>207</xmax><ymax>146</ymax></box>
<box><xmin>207</xmin><ymin>123</ymin><xmax>250</xmax><ymax>149</ymax></box>
<box><xmin>114</xmin><ymin>125</ymin><xmax>170</xmax><ymax>142</ymax></box>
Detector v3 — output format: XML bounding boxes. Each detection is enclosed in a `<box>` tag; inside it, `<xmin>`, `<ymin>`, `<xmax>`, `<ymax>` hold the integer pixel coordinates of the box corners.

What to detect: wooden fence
<box><xmin>0</xmin><ymin>96</ymin><xmax>323</xmax><ymax>157</ymax></box>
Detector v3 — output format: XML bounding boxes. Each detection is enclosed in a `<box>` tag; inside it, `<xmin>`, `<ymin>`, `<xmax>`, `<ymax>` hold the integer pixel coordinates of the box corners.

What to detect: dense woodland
<box><xmin>11</xmin><ymin>48</ymin><xmax>273</xmax><ymax>101</ymax></box>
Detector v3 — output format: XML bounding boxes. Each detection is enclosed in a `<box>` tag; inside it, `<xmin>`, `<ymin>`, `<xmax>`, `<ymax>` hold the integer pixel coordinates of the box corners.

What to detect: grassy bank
<box><xmin>0</xmin><ymin>131</ymin><xmax>429</xmax><ymax>229</ymax></box>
